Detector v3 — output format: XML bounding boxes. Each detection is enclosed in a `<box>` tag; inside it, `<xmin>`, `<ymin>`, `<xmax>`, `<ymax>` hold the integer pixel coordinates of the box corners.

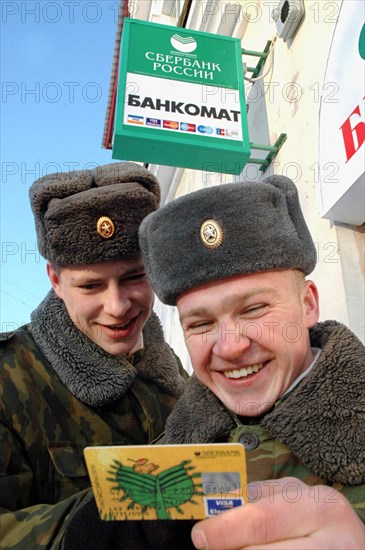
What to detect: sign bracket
<box><xmin>242</xmin><ymin>40</ymin><xmax>272</xmax><ymax>78</ymax></box>
<box><xmin>242</xmin><ymin>41</ymin><xmax>287</xmax><ymax>172</ymax></box>
<box><xmin>248</xmin><ymin>133</ymin><xmax>287</xmax><ymax>171</ymax></box>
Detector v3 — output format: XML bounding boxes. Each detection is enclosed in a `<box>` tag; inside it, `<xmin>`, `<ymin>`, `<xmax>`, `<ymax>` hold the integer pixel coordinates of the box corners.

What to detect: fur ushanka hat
<box><xmin>139</xmin><ymin>176</ymin><xmax>317</xmax><ymax>305</ymax></box>
<box><xmin>29</xmin><ymin>162</ymin><xmax>160</xmax><ymax>265</ymax></box>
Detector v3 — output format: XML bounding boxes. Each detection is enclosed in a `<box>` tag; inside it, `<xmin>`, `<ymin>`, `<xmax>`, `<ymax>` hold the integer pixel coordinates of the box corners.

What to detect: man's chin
<box><xmin>84</xmin><ymin>331</ymin><xmax>137</xmax><ymax>356</ymax></box>
<box><xmin>100</xmin><ymin>339</ymin><xmax>139</xmax><ymax>357</ymax></box>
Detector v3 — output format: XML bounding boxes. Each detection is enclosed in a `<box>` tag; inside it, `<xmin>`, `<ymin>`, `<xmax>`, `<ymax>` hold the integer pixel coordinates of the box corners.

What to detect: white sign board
<box><xmin>319</xmin><ymin>0</ymin><xmax>364</xmax><ymax>225</ymax></box>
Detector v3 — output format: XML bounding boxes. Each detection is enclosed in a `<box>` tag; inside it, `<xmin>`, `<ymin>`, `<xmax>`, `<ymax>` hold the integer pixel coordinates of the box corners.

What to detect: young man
<box><xmin>138</xmin><ymin>175</ymin><xmax>364</xmax><ymax>549</ymax></box>
<box><xmin>0</xmin><ymin>162</ymin><xmax>188</xmax><ymax>548</ymax></box>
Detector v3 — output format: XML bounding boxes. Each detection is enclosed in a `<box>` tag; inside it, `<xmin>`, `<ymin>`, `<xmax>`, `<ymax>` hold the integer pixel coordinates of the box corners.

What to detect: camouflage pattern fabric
<box><xmin>227</xmin><ymin>424</ymin><xmax>365</xmax><ymax>523</ymax></box>
<box><xmin>0</xmin><ymin>325</ymin><xmax>188</xmax><ymax>549</ymax></box>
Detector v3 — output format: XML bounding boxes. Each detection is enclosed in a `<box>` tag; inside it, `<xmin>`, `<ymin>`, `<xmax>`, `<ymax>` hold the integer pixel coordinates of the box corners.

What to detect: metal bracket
<box><xmin>241</xmin><ymin>42</ymin><xmax>287</xmax><ymax>172</ymax></box>
<box><xmin>248</xmin><ymin>134</ymin><xmax>287</xmax><ymax>171</ymax></box>
<box><xmin>242</xmin><ymin>40</ymin><xmax>272</xmax><ymax>79</ymax></box>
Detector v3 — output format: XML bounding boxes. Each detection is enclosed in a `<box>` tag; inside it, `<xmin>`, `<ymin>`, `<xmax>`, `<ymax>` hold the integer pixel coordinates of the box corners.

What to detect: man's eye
<box><xmin>79</xmin><ymin>283</ymin><xmax>99</xmax><ymax>290</ymax></box>
<box><xmin>185</xmin><ymin>321</ymin><xmax>215</xmax><ymax>334</ymax></box>
<box><xmin>244</xmin><ymin>304</ymin><xmax>267</xmax><ymax>314</ymax></box>
<box><xmin>133</xmin><ymin>273</ymin><xmax>146</xmax><ymax>280</ymax></box>
<box><xmin>125</xmin><ymin>272</ymin><xmax>147</xmax><ymax>281</ymax></box>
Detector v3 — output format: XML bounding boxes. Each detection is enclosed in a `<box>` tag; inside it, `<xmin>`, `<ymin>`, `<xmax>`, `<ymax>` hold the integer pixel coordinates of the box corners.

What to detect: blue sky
<box><xmin>1</xmin><ymin>1</ymin><xmax>121</xmax><ymax>330</ymax></box>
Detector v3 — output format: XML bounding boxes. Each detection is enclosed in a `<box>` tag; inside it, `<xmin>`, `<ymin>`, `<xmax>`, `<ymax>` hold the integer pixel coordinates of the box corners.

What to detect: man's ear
<box><xmin>302</xmin><ymin>280</ymin><xmax>320</xmax><ymax>328</ymax></box>
<box><xmin>46</xmin><ymin>263</ymin><xmax>63</xmax><ymax>300</ymax></box>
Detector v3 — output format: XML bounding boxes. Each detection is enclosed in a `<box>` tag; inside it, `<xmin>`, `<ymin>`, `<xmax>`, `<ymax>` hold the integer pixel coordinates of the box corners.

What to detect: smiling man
<box><xmin>178</xmin><ymin>269</ymin><xmax>319</xmax><ymax>418</ymax></box>
<box><xmin>0</xmin><ymin>162</ymin><xmax>188</xmax><ymax>549</ymax></box>
<box><xmin>46</xmin><ymin>256</ymin><xmax>153</xmax><ymax>358</ymax></box>
<box><xmin>138</xmin><ymin>176</ymin><xmax>365</xmax><ymax>549</ymax></box>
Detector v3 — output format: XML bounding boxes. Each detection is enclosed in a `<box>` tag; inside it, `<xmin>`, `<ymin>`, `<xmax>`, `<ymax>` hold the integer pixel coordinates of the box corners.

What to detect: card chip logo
<box><xmin>163</xmin><ymin>120</ymin><xmax>179</xmax><ymax>130</ymax></box>
<box><xmin>198</xmin><ymin>125</ymin><xmax>213</xmax><ymax>135</ymax></box>
<box><xmin>127</xmin><ymin>115</ymin><xmax>144</xmax><ymax>125</ymax></box>
<box><xmin>180</xmin><ymin>123</ymin><xmax>196</xmax><ymax>132</ymax></box>
<box><xmin>205</xmin><ymin>498</ymin><xmax>243</xmax><ymax>516</ymax></box>
<box><xmin>146</xmin><ymin>117</ymin><xmax>161</xmax><ymax>127</ymax></box>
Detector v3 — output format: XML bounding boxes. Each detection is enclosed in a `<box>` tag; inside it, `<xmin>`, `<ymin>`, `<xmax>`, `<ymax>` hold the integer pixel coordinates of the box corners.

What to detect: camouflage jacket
<box><xmin>163</xmin><ymin>321</ymin><xmax>365</xmax><ymax>522</ymax></box>
<box><xmin>0</xmin><ymin>291</ymin><xmax>188</xmax><ymax>548</ymax></box>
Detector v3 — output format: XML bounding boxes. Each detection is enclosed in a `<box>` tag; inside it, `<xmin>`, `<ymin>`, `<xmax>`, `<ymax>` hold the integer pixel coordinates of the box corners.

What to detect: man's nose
<box><xmin>212</xmin><ymin>321</ymin><xmax>251</xmax><ymax>361</ymax></box>
<box><xmin>103</xmin><ymin>285</ymin><xmax>131</xmax><ymax>318</ymax></box>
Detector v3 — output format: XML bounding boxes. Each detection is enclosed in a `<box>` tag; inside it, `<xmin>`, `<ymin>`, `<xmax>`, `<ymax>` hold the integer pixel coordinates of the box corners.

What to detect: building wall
<box><xmin>149</xmin><ymin>0</ymin><xmax>364</xmax><ymax>367</ymax></box>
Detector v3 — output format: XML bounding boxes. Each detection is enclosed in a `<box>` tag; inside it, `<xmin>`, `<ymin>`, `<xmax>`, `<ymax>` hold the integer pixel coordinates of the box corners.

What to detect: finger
<box><xmin>244</xmin><ymin>538</ymin><xmax>318</xmax><ymax>550</ymax></box>
<box><xmin>191</xmin><ymin>502</ymin><xmax>284</xmax><ymax>550</ymax></box>
<box><xmin>244</xmin><ymin>529</ymin><xmax>364</xmax><ymax>550</ymax></box>
<box><xmin>247</xmin><ymin>477</ymin><xmax>306</xmax><ymax>502</ymax></box>
<box><xmin>191</xmin><ymin>491</ymin><xmax>328</xmax><ymax>550</ymax></box>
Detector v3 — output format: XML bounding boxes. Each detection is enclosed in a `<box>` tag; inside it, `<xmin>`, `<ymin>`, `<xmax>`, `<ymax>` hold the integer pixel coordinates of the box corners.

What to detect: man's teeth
<box><xmin>224</xmin><ymin>364</ymin><xmax>263</xmax><ymax>379</ymax></box>
<box><xmin>110</xmin><ymin>320</ymin><xmax>131</xmax><ymax>329</ymax></box>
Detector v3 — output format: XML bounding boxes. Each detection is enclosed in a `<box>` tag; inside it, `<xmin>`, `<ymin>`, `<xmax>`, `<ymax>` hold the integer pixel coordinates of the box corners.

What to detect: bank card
<box><xmin>84</xmin><ymin>443</ymin><xmax>247</xmax><ymax>521</ymax></box>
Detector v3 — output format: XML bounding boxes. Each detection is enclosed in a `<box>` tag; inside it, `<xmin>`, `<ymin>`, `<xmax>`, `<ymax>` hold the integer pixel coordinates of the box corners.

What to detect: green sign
<box><xmin>359</xmin><ymin>23</ymin><xmax>365</xmax><ymax>60</ymax></box>
<box><xmin>112</xmin><ymin>19</ymin><xmax>250</xmax><ymax>174</ymax></box>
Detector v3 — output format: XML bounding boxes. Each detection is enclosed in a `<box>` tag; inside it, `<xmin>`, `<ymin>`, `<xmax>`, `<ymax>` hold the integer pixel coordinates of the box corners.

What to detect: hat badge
<box><xmin>96</xmin><ymin>216</ymin><xmax>115</xmax><ymax>239</ymax></box>
<box><xmin>200</xmin><ymin>219</ymin><xmax>224</xmax><ymax>249</ymax></box>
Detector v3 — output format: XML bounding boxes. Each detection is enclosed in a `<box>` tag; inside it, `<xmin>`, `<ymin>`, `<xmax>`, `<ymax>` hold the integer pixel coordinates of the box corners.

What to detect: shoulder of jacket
<box><xmin>0</xmin><ymin>332</ymin><xmax>16</xmax><ymax>344</ymax></box>
<box><xmin>0</xmin><ymin>325</ymin><xmax>31</xmax><ymax>347</ymax></box>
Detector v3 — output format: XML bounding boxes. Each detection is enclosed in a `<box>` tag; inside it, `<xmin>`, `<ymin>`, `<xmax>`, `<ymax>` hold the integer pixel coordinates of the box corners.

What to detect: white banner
<box><xmin>123</xmin><ymin>73</ymin><xmax>243</xmax><ymax>141</ymax></box>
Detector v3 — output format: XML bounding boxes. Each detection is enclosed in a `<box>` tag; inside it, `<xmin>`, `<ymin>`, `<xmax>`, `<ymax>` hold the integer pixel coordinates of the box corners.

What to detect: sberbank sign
<box><xmin>145</xmin><ymin>51</ymin><xmax>222</xmax><ymax>81</ymax></box>
<box><xmin>128</xmin><ymin>25</ymin><xmax>238</xmax><ymax>88</ymax></box>
<box><xmin>112</xmin><ymin>19</ymin><xmax>250</xmax><ymax>174</ymax></box>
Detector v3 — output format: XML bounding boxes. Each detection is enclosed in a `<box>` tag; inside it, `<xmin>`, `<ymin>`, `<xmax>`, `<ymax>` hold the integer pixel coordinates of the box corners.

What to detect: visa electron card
<box><xmin>84</xmin><ymin>443</ymin><xmax>247</xmax><ymax>521</ymax></box>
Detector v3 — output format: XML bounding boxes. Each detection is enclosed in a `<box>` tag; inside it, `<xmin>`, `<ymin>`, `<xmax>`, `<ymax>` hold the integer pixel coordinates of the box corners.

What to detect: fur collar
<box><xmin>164</xmin><ymin>321</ymin><xmax>365</xmax><ymax>485</ymax></box>
<box><xmin>30</xmin><ymin>290</ymin><xmax>185</xmax><ymax>407</ymax></box>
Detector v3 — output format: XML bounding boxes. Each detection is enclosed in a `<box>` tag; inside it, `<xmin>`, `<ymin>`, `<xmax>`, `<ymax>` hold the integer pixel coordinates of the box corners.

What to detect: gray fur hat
<box><xmin>29</xmin><ymin>162</ymin><xmax>160</xmax><ymax>265</ymax></box>
<box><xmin>139</xmin><ymin>176</ymin><xmax>317</xmax><ymax>305</ymax></box>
